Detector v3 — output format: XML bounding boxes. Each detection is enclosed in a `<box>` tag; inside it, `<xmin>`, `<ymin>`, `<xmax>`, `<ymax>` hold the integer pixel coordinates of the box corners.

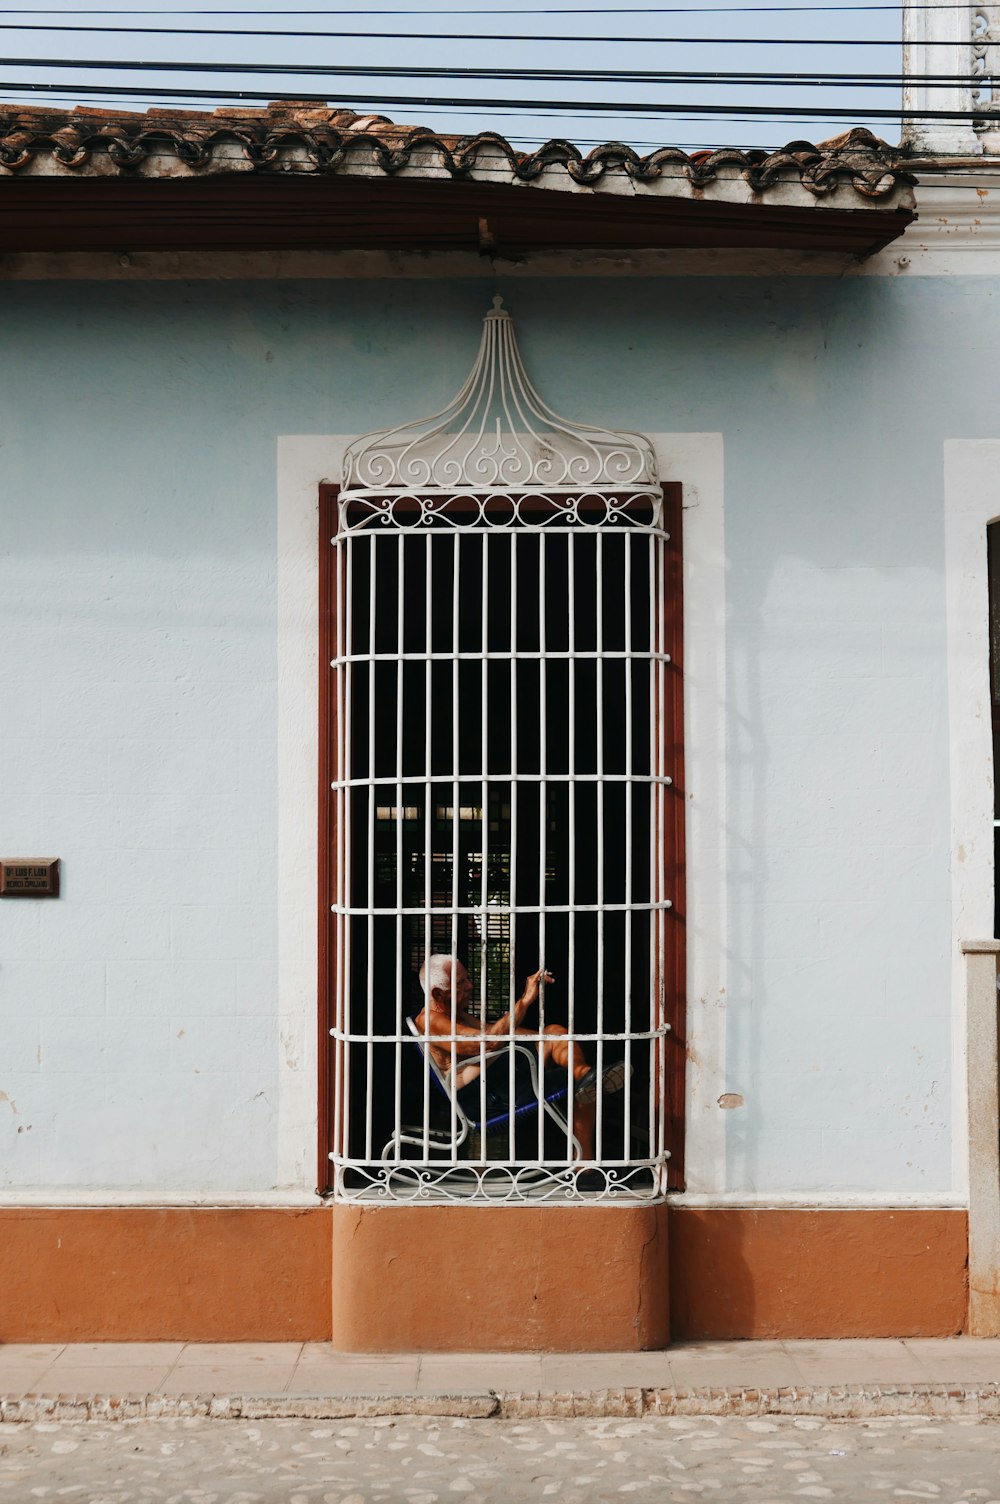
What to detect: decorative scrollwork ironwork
<box><xmin>335</xmin><ymin>1160</ymin><xmax>662</xmax><ymax>1204</ymax></box>
<box><xmin>340</xmin><ymin>297</ymin><xmax>661</xmax><ymax>526</ymax></box>
<box><xmin>341</xmin><ymin>489</ymin><xmax>661</xmax><ymax>532</ymax></box>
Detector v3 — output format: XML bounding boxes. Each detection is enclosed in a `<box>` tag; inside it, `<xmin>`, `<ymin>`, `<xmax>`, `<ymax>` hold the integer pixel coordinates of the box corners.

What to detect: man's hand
<box><xmin>516</xmin><ymin>968</ymin><xmax>555</xmax><ymax>1016</ymax></box>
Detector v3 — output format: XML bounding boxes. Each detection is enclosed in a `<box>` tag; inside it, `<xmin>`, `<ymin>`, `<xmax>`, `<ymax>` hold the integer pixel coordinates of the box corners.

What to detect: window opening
<box><xmin>324</xmin><ymin>299</ymin><xmax>682</xmax><ymax>1203</ymax></box>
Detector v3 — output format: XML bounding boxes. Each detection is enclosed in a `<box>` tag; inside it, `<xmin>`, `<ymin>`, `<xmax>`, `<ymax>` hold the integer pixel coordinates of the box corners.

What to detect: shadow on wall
<box><xmin>668</xmin><ymin>1206</ymin><xmax>968</xmax><ymax>1339</ymax></box>
<box><xmin>717</xmin><ymin>280</ymin><xmax>951</xmax><ymax>1196</ymax></box>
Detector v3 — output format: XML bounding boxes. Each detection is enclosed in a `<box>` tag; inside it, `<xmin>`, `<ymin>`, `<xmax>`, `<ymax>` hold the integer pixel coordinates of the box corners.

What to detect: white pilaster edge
<box><xmin>962</xmin><ymin>938</ymin><xmax>1000</xmax><ymax>1332</ymax></box>
<box><xmin>276</xmin><ymin>436</ymin><xmax>348</xmax><ymax>1193</ymax></box>
<box><xmin>944</xmin><ymin>441</ymin><xmax>1000</xmax><ymax>1201</ymax></box>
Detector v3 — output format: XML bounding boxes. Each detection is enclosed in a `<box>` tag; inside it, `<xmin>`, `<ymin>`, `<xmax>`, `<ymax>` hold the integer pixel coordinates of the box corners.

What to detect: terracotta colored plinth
<box><xmin>330</xmin><ymin>1202</ymin><xmax>670</xmax><ymax>1352</ymax></box>
<box><xmin>0</xmin><ymin>1208</ymin><xmax>332</xmax><ymax>1343</ymax></box>
<box><xmin>669</xmin><ymin>1207</ymin><xmax>968</xmax><ymax>1340</ymax></box>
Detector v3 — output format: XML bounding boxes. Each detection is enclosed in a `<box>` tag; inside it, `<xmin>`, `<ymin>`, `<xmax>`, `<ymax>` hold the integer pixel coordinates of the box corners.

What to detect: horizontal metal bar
<box><xmin>339</xmin><ymin>490</ymin><xmax>664</xmax><ymax>501</ymax></box>
<box><xmin>330</xmin><ymin>1155</ymin><xmax>666</xmax><ymax>1169</ymax></box>
<box><xmin>332</xmin><ymin>650</ymin><xmax>672</xmax><ymax>664</ymax></box>
<box><xmin>340</xmin><ymin>527</ymin><xmax>666</xmax><ymax>538</ymax></box>
<box><xmin>333</xmin><ymin>773</ymin><xmax>674</xmax><ymax>788</ymax></box>
<box><xmin>331</xmin><ymin>901</ymin><xmax>673</xmax><ymax>915</ymax></box>
<box><xmin>331</xmin><ymin>1027</ymin><xmax>672</xmax><ymax>1043</ymax></box>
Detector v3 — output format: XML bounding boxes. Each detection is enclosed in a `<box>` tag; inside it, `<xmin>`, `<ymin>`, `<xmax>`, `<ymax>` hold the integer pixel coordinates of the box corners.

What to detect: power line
<box><xmin>0</xmin><ymin>3</ymin><xmax>992</xmax><ymax>11</ymax></box>
<box><xmin>0</xmin><ymin>79</ymin><xmax>904</xmax><ymax>118</ymax></box>
<box><xmin>0</xmin><ymin>56</ymin><xmax>979</xmax><ymax>85</ymax></box>
<box><xmin>0</xmin><ymin>94</ymin><xmax>777</xmax><ymax>134</ymax></box>
<box><xmin>0</xmin><ymin>96</ymin><xmax>765</xmax><ymax>144</ymax></box>
<box><xmin>0</xmin><ymin>95</ymin><xmax>948</xmax><ymax>158</ymax></box>
<box><xmin>11</xmin><ymin>79</ymin><xmax>992</xmax><ymax>117</ymax></box>
<box><xmin>0</xmin><ymin>25</ymin><xmax>929</xmax><ymax>46</ymax></box>
<box><xmin>0</xmin><ymin>86</ymin><xmax>885</xmax><ymax>138</ymax></box>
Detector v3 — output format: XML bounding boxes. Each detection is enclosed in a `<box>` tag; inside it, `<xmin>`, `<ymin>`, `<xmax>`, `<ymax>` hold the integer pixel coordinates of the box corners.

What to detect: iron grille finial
<box><xmin>340</xmin><ymin>299</ymin><xmax>660</xmax><ymax>529</ymax></box>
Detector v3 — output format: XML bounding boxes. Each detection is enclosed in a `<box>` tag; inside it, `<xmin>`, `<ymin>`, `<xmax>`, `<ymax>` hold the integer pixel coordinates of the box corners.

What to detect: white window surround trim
<box><xmin>275</xmin><ymin>432</ymin><xmax>729</xmax><ymax>1200</ymax></box>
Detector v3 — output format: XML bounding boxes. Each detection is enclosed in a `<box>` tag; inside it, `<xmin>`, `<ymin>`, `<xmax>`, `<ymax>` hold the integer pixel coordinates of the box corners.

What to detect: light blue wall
<box><xmin>0</xmin><ymin>274</ymin><xmax>989</xmax><ymax>1193</ymax></box>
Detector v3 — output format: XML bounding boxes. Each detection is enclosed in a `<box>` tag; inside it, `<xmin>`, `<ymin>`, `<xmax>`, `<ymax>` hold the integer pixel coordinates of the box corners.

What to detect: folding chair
<box><xmin>381</xmin><ymin>1016</ymin><xmax>583</xmax><ymax>1165</ymax></box>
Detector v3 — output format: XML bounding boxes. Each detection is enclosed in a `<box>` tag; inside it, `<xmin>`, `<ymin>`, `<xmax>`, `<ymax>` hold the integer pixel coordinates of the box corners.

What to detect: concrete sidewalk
<box><xmin>6</xmin><ymin>1339</ymin><xmax>1000</xmax><ymax>1421</ymax></box>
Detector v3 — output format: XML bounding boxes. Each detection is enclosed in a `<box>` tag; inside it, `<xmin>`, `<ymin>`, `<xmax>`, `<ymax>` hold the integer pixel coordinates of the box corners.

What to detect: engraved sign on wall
<box><xmin>0</xmin><ymin>858</ymin><xmax>59</xmax><ymax>897</ymax></box>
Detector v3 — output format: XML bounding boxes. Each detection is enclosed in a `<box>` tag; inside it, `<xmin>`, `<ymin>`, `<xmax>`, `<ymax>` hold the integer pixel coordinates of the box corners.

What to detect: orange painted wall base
<box><xmin>0</xmin><ymin>1204</ymin><xmax>968</xmax><ymax>1345</ymax></box>
<box><xmin>0</xmin><ymin>1208</ymin><xmax>332</xmax><ymax>1344</ymax></box>
<box><xmin>331</xmin><ymin>1203</ymin><xmax>670</xmax><ymax>1352</ymax></box>
<box><xmin>669</xmin><ymin>1207</ymin><xmax>968</xmax><ymax>1340</ymax></box>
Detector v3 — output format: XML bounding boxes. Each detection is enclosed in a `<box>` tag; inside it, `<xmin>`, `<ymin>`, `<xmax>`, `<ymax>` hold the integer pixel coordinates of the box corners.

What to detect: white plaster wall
<box><xmin>0</xmin><ymin>273</ymin><xmax>983</xmax><ymax>1203</ymax></box>
<box><xmin>723</xmin><ymin>506</ymin><xmax>953</xmax><ymax>1194</ymax></box>
<box><xmin>0</xmin><ymin>485</ymin><xmax>281</xmax><ymax>1194</ymax></box>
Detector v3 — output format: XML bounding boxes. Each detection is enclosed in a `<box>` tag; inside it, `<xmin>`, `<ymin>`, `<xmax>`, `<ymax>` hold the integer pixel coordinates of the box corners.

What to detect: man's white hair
<box><xmin>419</xmin><ymin>954</ymin><xmax>456</xmax><ymax>996</ymax></box>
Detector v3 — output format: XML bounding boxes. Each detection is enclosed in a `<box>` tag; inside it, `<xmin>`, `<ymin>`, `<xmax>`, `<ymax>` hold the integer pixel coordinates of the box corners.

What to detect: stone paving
<box><xmin>5</xmin><ymin>1414</ymin><xmax>1000</xmax><ymax>1501</ymax></box>
<box><xmin>5</xmin><ymin>1340</ymin><xmax>1000</xmax><ymax>1400</ymax></box>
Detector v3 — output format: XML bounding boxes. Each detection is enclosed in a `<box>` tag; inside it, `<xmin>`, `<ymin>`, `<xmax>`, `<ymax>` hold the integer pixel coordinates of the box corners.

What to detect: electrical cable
<box><xmin>0</xmin><ymin>86</ymin><xmax>914</xmax><ymax>142</ymax></box>
<box><xmin>0</xmin><ymin>2</ymin><xmax>995</xmax><ymax>11</ymax></box>
<box><xmin>0</xmin><ymin>87</ymin><xmax>859</xmax><ymax>123</ymax></box>
<box><xmin>0</xmin><ymin>56</ymin><xmax>986</xmax><ymax>86</ymax></box>
<box><xmin>0</xmin><ymin>25</ymin><xmax>951</xmax><ymax>46</ymax></box>
<box><xmin>0</xmin><ymin>97</ymin><xmax>770</xmax><ymax>144</ymax></box>
<box><xmin>9</xmin><ymin>101</ymin><xmax>1000</xmax><ymax>182</ymax></box>
<box><xmin>2</xmin><ymin>81</ymin><xmax>982</xmax><ymax>118</ymax></box>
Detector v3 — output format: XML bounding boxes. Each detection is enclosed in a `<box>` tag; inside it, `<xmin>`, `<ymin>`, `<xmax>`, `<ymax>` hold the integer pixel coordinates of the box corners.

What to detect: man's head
<box><xmin>419</xmin><ymin>954</ymin><xmax>474</xmax><ymax>1013</ymax></box>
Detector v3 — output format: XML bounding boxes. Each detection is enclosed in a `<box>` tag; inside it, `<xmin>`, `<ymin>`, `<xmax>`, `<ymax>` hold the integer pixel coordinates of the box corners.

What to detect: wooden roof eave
<box><xmin>0</xmin><ymin>170</ymin><xmax>916</xmax><ymax>256</ymax></box>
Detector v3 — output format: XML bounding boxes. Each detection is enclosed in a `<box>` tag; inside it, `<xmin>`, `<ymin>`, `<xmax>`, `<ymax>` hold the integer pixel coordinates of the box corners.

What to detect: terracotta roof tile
<box><xmin>0</xmin><ymin>102</ymin><xmax>912</xmax><ymax>203</ymax></box>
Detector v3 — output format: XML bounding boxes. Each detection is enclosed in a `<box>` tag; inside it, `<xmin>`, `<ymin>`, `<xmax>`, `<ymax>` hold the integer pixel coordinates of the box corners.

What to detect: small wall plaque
<box><xmin>0</xmin><ymin>858</ymin><xmax>59</xmax><ymax>898</ymax></box>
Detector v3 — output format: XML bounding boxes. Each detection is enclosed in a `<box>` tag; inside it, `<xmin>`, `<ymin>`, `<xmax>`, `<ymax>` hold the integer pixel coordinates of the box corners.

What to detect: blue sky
<box><xmin>1</xmin><ymin>0</ymin><xmax>905</xmax><ymax>151</ymax></box>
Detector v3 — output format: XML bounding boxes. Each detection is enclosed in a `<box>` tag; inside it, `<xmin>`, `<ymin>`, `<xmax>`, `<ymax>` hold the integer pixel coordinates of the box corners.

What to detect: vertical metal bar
<box><xmin>333</xmin><ymin>532</ymin><xmax>344</xmax><ymax>1171</ymax></box>
<box><xmin>648</xmin><ymin>531</ymin><xmax>657</xmax><ymax>1168</ymax></box>
<box><xmin>657</xmin><ymin>529</ymin><xmax>668</xmax><ymax>1167</ymax></box>
<box><xmin>595</xmin><ymin>529</ymin><xmax>605</xmax><ymax>1166</ymax></box>
<box><xmin>393</xmin><ymin>530</ymin><xmax>404</xmax><ymax>1162</ymax></box>
<box><xmin>624</xmin><ymin>531</ymin><xmax>633</xmax><ymax>1164</ymax></box>
<box><xmin>508</xmin><ymin>529</ymin><xmax>518</xmax><ymax>1165</ymax></box>
<box><xmin>480</xmin><ymin>531</ymin><xmax>489</xmax><ymax>1140</ymax></box>
<box><xmin>566</xmin><ymin>528</ymin><xmax>576</xmax><ymax>1163</ymax></box>
<box><xmin>450</xmin><ymin>530</ymin><xmax>461</xmax><ymax>1162</ymax></box>
<box><xmin>364</xmin><ymin>531</ymin><xmax>377</xmax><ymax>1161</ymax></box>
<box><xmin>422</xmin><ymin>529</ymin><xmax>433</xmax><ymax>1161</ymax></box>
<box><xmin>342</xmin><ymin>532</ymin><xmax>354</xmax><ymax>1171</ymax></box>
<box><xmin>537</xmin><ymin>529</ymin><xmax>547</xmax><ymax>1166</ymax></box>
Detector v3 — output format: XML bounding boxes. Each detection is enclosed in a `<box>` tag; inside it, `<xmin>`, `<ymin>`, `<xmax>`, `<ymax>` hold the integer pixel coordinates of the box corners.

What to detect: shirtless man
<box><xmin>414</xmin><ymin>953</ymin><xmax>627</xmax><ymax>1161</ymax></box>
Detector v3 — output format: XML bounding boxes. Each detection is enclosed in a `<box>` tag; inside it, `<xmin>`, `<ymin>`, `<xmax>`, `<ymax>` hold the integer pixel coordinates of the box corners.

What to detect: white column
<box><xmin>962</xmin><ymin>939</ymin><xmax>1000</xmax><ymax>1334</ymax></box>
<box><xmin>903</xmin><ymin>0</ymin><xmax>982</xmax><ymax>155</ymax></box>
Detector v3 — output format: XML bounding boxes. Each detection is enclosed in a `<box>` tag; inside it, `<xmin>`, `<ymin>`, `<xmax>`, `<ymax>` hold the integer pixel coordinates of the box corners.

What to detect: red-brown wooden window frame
<box><xmin>317</xmin><ymin>481</ymin><xmax>686</xmax><ymax>1194</ymax></box>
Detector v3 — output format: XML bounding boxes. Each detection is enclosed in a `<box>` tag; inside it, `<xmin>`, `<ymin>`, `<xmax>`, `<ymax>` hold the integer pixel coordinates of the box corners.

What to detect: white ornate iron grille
<box><xmin>326</xmin><ymin>300</ymin><xmax>679</xmax><ymax>1204</ymax></box>
<box><xmin>328</xmin><ymin>510</ymin><xmax>676</xmax><ymax>1203</ymax></box>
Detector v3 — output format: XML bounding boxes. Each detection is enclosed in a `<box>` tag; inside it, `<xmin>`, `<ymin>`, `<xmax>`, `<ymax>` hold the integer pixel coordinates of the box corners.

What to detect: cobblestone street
<box><xmin>4</xmin><ymin>1415</ymin><xmax>1000</xmax><ymax>1502</ymax></box>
